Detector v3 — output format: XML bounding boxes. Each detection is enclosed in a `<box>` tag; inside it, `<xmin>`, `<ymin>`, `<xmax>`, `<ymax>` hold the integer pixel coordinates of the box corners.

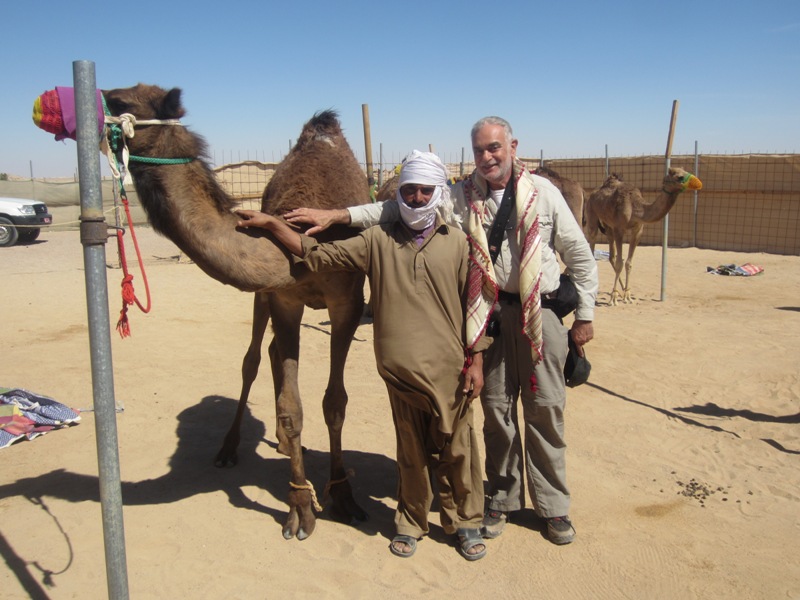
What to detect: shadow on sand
<box><xmin>588</xmin><ymin>383</ymin><xmax>799</xmax><ymax>455</ymax></box>
<box><xmin>2</xmin><ymin>395</ymin><xmax>397</xmax><ymax>527</ymax></box>
<box><xmin>0</xmin><ymin>395</ymin><xmax>400</xmax><ymax>596</ymax></box>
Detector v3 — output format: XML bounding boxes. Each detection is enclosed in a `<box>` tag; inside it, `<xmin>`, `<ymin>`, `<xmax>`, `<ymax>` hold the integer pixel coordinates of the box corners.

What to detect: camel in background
<box><xmin>534</xmin><ymin>166</ymin><xmax>585</xmax><ymax>226</ymax></box>
<box><xmin>584</xmin><ymin>167</ymin><xmax>702</xmax><ymax>305</ymax></box>
<box><xmin>102</xmin><ymin>84</ymin><xmax>370</xmax><ymax>539</ymax></box>
<box><xmin>374</xmin><ymin>176</ymin><xmax>399</xmax><ymax>201</ymax></box>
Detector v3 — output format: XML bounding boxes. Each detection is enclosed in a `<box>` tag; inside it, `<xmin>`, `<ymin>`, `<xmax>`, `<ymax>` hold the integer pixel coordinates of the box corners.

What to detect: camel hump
<box><xmin>294</xmin><ymin>109</ymin><xmax>345</xmax><ymax>150</ymax></box>
<box><xmin>308</xmin><ymin>109</ymin><xmax>340</xmax><ymax>131</ymax></box>
<box><xmin>535</xmin><ymin>166</ymin><xmax>561</xmax><ymax>179</ymax></box>
<box><xmin>600</xmin><ymin>173</ymin><xmax>625</xmax><ymax>188</ymax></box>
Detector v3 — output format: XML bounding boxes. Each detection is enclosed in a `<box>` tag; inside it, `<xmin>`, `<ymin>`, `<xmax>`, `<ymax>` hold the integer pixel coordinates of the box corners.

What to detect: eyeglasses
<box><xmin>400</xmin><ymin>185</ymin><xmax>436</xmax><ymax>196</ymax></box>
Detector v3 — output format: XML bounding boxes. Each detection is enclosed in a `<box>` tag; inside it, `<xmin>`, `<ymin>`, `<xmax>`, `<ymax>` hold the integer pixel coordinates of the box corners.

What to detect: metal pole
<box><xmin>604</xmin><ymin>145</ymin><xmax>609</xmax><ymax>177</ymax></box>
<box><xmin>661</xmin><ymin>100</ymin><xmax>680</xmax><ymax>302</ymax></box>
<box><xmin>661</xmin><ymin>153</ymin><xmax>672</xmax><ymax>302</ymax></box>
<box><xmin>693</xmin><ymin>140</ymin><xmax>699</xmax><ymax>248</ymax></box>
<box><xmin>74</xmin><ymin>59</ymin><xmax>130</xmax><ymax>600</ymax></box>
<box><xmin>379</xmin><ymin>143</ymin><xmax>384</xmax><ymax>186</ymax></box>
<box><xmin>362</xmin><ymin>104</ymin><xmax>374</xmax><ymax>181</ymax></box>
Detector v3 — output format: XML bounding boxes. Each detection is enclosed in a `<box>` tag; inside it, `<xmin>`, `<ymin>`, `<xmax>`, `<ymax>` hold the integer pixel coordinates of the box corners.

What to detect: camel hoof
<box><xmin>284</xmin><ymin>521</ymin><xmax>314</xmax><ymax>540</ymax></box>
<box><xmin>213</xmin><ymin>450</ymin><xmax>238</xmax><ymax>468</ymax></box>
<box><xmin>327</xmin><ymin>479</ymin><xmax>368</xmax><ymax>525</ymax></box>
<box><xmin>330</xmin><ymin>503</ymin><xmax>369</xmax><ymax>525</ymax></box>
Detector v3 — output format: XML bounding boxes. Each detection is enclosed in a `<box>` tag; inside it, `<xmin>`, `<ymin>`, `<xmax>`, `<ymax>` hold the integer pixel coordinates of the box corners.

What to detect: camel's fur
<box><xmin>102</xmin><ymin>84</ymin><xmax>370</xmax><ymax>539</ymax></box>
<box><xmin>584</xmin><ymin>167</ymin><xmax>702</xmax><ymax>305</ymax></box>
<box><xmin>374</xmin><ymin>175</ymin><xmax>399</xmax><ymax>201</ymax></box>
<box><xmin>534</xmin><ymin>166</ymin><xmax>585</xmax><ymax>227</ymax></box>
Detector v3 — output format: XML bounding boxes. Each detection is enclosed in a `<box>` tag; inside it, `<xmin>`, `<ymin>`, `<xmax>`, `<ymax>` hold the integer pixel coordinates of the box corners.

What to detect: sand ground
<box><xmin>1</xmin><ymin>219</ymin><xmax>798</xmax><ymax>599</ymax></box>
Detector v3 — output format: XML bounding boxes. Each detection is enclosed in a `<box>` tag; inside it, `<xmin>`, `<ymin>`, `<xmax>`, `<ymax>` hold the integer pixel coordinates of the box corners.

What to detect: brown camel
<box><xmin>102</xmin><ymin>84</ymin><xmax>370</xmax><ymax>540</ymax></box>
<box><xmin>534</xmin><ymin>166</ymin><xmax>585</xmax><ymax>226</ymax></box>
<box><xmin>584</xmin><ymin>167</ymin><xmax>703</xmax><ymax>305</ymax></box>
<box><xmin>374</xmin><ymin>175</ymin><xmax>399</xmax><ymax>201</ymax></box>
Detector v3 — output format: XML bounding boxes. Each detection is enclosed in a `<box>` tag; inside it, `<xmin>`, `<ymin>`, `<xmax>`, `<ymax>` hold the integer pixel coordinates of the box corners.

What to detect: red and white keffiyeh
<box><xmin>464</xmin><ymin>161</ymin><xmax>543</xmax><ymax>387</ymax></box>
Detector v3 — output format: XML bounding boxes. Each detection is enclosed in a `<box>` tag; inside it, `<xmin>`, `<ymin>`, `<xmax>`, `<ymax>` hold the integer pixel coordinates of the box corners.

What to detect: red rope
<box><xmin>115</xmin><ymin>190</ymin><xmax>152</xmax><ymax>338</ymax></box>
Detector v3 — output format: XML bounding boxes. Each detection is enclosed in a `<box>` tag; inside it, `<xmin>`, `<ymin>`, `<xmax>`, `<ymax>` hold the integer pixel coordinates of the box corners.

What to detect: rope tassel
<box><xmin>113</xmin><ymin>209</ymin><xmax>151</xmax><ymax>338</ymax></box>
<box><xmin>116</xmin><ymin>274</ymin><xmax>136</xmax><ymax>338</ymax></box>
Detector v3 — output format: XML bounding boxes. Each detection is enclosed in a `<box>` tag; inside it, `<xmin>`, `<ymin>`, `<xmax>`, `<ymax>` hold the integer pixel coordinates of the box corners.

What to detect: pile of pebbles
<box><xmin>677</xmin><ymin>478</ymin><xmax>725</xmax><ymax>506</ymax></box>
<box><xmin>665</xmin><ymin>472</ymin><xmax>752</xmax><ymax>507</ymax></box>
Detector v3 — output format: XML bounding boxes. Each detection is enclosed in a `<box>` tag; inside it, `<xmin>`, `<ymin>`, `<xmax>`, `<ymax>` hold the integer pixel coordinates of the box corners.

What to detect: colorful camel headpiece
<box><xmin>32</xmin><ymin>86</ymin><xmax>105</xmax><ymax>141</ymax></box>
<box><xmin>33</xmin><ymin>86</ymin><xmax>189</xmax><ymax>183</ymax></box>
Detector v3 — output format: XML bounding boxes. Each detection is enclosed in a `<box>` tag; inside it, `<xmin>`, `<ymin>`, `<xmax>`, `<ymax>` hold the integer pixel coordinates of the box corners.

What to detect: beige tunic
<box><xmin>299</xmin><ymin>219</ymin><xmax>488</xmax><ymax>434</ymax></box>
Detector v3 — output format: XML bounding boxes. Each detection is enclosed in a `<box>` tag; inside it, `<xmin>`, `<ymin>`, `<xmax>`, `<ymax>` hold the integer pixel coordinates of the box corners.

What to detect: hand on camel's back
<box><xmin>284</xmin><ymin>207</ymin><xmax>351</xmax><ymax>237</ymax></box>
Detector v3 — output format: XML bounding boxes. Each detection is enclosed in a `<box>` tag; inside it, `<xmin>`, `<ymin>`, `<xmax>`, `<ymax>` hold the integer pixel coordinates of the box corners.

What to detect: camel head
<box><xmin>103</xmin><ymin>83</ymin><xmax>185</xmax><ymax>121</ymax></box>
<box><xmin>663</xmin><ymin>167</ymin><xmax>702</xmax><ymax>194</ymax></box>
<box><xmin>101</xmin><ymin>84</ymin><xmax>208</xmax><ymax>163</ymax></box>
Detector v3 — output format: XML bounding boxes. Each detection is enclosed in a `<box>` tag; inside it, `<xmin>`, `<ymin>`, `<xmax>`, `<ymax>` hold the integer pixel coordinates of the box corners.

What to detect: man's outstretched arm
<box><xmin>236</xmin><ymin>210</ymin><xmax>304</xmax><ymax>256</ymax></box>
<box><xmin>285</xmin><ymin>200</ymin><xmax>397</xmax><ymax>235</ymax></box>
<box><xmin>283</xmin><ymin>208</ymin><xmax>351</xmax><ymax>236</ymax></box>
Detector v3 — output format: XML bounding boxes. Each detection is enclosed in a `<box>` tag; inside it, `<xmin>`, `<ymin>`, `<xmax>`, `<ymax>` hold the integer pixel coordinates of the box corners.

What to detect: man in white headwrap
<box><xmin>235</xmin><ymin>150</ymin><xmax>492</xmax><ymax>561</ymax></box>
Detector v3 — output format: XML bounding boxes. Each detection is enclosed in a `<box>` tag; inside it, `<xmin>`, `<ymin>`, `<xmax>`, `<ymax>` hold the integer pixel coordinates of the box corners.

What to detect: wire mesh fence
<box><xmin>2</xmin><ymin>153</ymin><xmax>797</xmax><ymax>255</ymax></box>
<box><xmin>209</xmin><ymin>152</ymin><xmax>800</xmax><ymax>255</ymax></box>
<box><xmin>535</xmin><ymin>153</ymin><xmax>800</xmax><ymax>255</ymax></box>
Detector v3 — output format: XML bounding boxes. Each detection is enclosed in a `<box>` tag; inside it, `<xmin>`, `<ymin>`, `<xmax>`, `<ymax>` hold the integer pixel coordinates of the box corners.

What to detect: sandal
<box><xmin>457</xmin><ymin>528</ymin><xmax>487</xmax><ymax>561</ymax></box>
<box><xmin>389</xmin><ymin>534</ymin><xmax>418</xmax><ymax>558</ymax></box>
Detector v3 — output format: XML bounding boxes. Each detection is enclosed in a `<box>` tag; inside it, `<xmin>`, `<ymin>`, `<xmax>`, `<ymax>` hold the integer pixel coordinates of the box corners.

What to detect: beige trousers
<box><xmin>388</xmin><ymin>391</ymin><xmax>484</xmax><ymax>537</ymax></box>
<box><xmin>481</xmin><ymin>303</ymin><xmax>571</xmax><ymax>518</ymax></box>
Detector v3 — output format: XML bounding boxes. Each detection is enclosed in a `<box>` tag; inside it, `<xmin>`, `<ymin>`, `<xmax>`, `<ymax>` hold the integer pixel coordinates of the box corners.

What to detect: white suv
<box><xmin>0</xmin><ymin>197</ymin><xmax>52</xmax><ymax>247</ymax></box>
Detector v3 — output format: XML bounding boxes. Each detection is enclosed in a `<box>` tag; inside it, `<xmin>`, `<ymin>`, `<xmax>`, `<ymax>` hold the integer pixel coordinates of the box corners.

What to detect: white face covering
<box><xmin>396</xmin><ymin>150</ymin><xmax>449</xmax><ymax>230</ymax></box>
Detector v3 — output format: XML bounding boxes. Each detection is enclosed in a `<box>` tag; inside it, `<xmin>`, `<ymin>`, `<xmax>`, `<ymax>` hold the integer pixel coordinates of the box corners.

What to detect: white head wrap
<box><xmin>396</xmin><ymin>150</ymin><xmax>452</xmax><ymax>230</ymax></box>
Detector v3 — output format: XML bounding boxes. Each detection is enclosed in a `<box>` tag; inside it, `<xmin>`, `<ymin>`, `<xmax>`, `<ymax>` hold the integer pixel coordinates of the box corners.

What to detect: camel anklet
<box><xmin>289</xmin><ymin>480</ymin><xmax>323</xmax><ymax>512</ymax></box>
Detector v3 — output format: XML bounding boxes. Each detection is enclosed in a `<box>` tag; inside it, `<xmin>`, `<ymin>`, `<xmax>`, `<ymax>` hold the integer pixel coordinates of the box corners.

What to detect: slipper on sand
<box><xmin>457</xmin><ymin>528</ymin><xmax>487</xmax><ymax>561</ymax></box>
<box><xmin>389</xmin><ymin>534</ymin><xmax>418</xmax><ymax>558</ymax></box>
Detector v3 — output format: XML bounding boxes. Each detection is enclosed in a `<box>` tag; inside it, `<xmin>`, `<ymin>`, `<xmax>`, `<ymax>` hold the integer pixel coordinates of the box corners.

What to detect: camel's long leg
<box><xmin>215</xmin><ymin>291</ymin><xmax>271</xmax><ymax>467</ymax></box>
<box><xmin>609</xmin><ymin>230</ymin><xmax>625</xmax><ymax>306</ymax></box>
<box><xmin>322</xmin><ymin>281</ymin><xmax>368</xmax><ymax>524</ymax></box>
<box><xmin>577</xmin><ymin>189</ymin><xmax>586</xmax><ymax>231</ymax></box>
<box><xmin>267</xmin><ymin>336</ymin><xmax>287</xmax><ymax>454</ymax></box>
<box><xmin>266</xmin><ymin>292</ymin><xmax>312</xmax><ymax>540</ymax></box>
<box><xmin>584</xmin><ymin>203</ymin><xmax>600</xmax><ymax>252</ymax></box>
<box><xmin>622</xmin><ymin>224</ymin><xmax>644</xmax><ymax>303</ymax></box>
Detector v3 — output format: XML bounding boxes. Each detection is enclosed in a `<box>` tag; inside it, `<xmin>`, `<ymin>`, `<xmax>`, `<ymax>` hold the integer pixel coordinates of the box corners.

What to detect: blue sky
<box><xmin>3</xmin><ymin>0</ymin><xmax>799</xmax><ymax>178</ymax></box>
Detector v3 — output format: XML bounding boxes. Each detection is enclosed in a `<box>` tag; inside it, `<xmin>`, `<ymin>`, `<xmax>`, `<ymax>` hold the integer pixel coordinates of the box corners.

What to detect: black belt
<box><xmin>498</xmin><ymin>290</ymin><xmax>558</xmax><ymax>304</ymax></box>
<box><xmin>498</xmin><ymin>290</ymin><xmax>520</xmax><ymax>304</ymax></box>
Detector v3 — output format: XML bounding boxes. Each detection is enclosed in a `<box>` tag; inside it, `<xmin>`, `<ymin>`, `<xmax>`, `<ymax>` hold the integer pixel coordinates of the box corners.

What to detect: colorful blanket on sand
<box><xmin>706</xmin><ymin>263</ymin><xmax>765</xmax><ymax>276</ymax></box>
<box><xmin>0</xmin><ymin>388</ymin><xmax>81</xmax><ymax>449</ymax></box>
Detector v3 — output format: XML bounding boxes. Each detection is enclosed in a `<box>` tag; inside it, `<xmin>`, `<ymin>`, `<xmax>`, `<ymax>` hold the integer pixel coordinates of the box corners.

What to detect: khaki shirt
<box><xmin>298</xmin><ymin>220</ymin><xmax>489</xmax><ymax>433</ymax></box>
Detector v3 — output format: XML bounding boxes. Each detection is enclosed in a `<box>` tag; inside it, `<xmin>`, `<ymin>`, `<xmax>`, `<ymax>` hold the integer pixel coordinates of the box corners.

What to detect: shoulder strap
<box><xmin>487</xmin><ymin>177</ymin><xmax>515</xmax><ymax>264</ymax></box>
